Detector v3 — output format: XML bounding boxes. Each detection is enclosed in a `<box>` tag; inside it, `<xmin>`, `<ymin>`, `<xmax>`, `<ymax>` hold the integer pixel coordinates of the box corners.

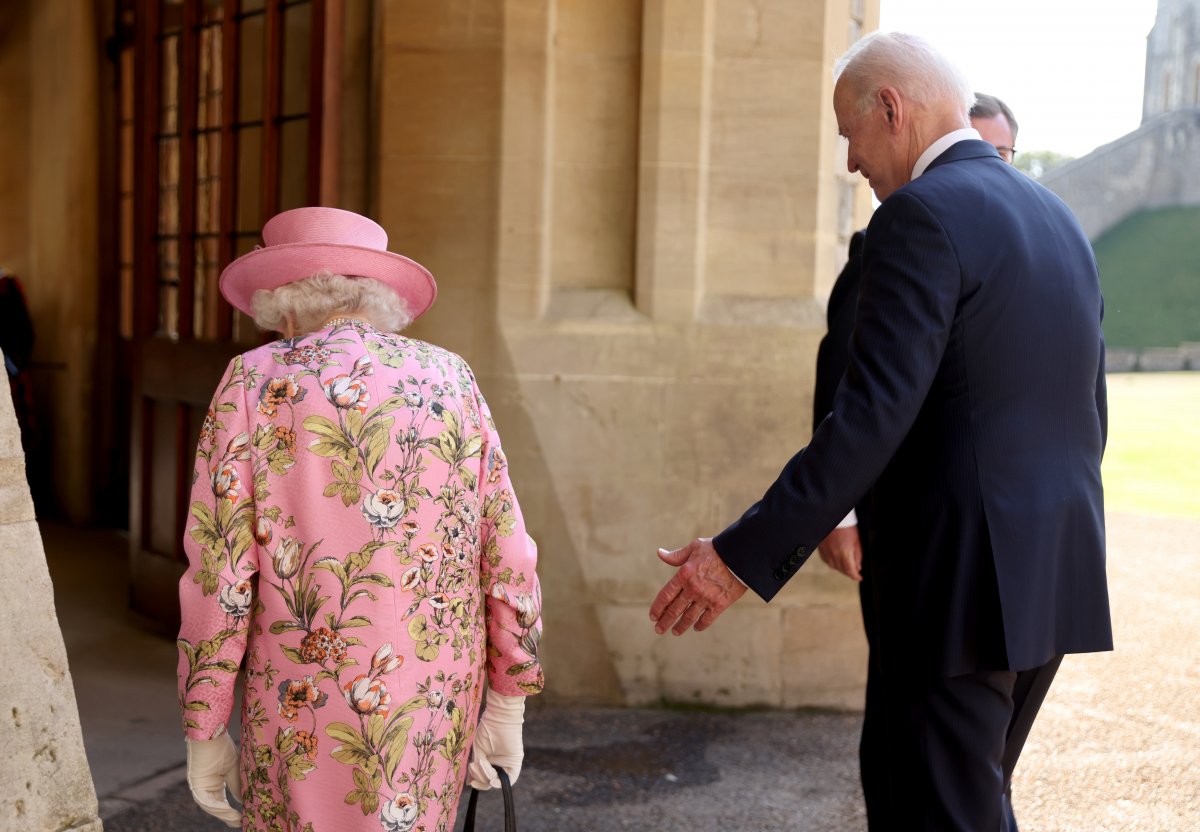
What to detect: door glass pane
<box><xmin>158</xmin><ymin>239</ymin><xmax>180</xmax><ymax>338</ymax></box>
<box><xmin>236</xmin><ymin>125</ymin><xmax>263</xmax><ymax>232</ymax></box>
<box><xmin>278</xmin><ymin>117</ymin><xmax>309</xmax><ymax>211</ymax></box>
<box><xmin>197</xmin><ymin>22</ymin><xmax>223</xmax><ymax>131</ymax></box>
<box><xmin>120</xmin><ymin>265</ymin><xmax>134</xmax><ymax>340</ymax></box>
<box><xmin>120</xmin><ymin>195</ymin><xmax>135</xmax><ymax>264</ymax></box>
<box><xmin>239</xmin><ymin>12</ymin><xmax>265</xmax><ymax>123</ymax></box>
<box><xmin>194</xmin><ymin>236</ymin><xmax>220</xmax><ymax>339</ymax></box>
<box><xmin>281</xmin><ymin>2</ymin><xmax>312</xmax><ymax>117</ymax></box>
<box><xmin>201</xmin><ymin>0</ymin><xmax>224</xmax><ymax>23</ymax></box>
<box><xmin>160</xmin><ymin>34</ymin><xmax>180</xmax><ymax>134</ymax></box>
<box><xmin>161</xmin><ymin>0</ymin><xmax>184</xmax><ymax>35</ymax></box>
<box><xmin>158</xmin><ymin>137</ymin><xmax>181</xmax><ymax>235</ymax></box>
<box><xmin>196</xmin><ymin>132</ymin><xmax>220</xmax><ymax>234</ymax></box>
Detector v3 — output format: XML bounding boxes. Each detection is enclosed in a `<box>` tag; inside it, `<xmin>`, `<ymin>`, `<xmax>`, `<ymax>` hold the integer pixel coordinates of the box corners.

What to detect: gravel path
<box><xmin>104</xmin><ymin>511</ymin><xmax>1200</xmax><ymax>831</ymax></box>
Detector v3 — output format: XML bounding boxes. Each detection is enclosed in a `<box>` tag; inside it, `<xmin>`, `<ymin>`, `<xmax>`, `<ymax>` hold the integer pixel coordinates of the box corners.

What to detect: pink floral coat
<box><xmin>177</xmin><ymin>320</ymin><xmax>543</xmax><ymax>832</ymax></box>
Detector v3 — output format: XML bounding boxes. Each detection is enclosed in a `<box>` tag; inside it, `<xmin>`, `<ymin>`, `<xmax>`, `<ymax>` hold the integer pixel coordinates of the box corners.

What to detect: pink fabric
<box><xmin>177</xmin><ymin>320</ymin><xmax>543</xmax><ymax>832</ymax></box>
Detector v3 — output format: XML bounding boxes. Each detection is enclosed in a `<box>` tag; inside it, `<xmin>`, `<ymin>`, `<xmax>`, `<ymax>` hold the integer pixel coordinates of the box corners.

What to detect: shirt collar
<box><xmin>911</xmin><ymin>127</ymin><xmax>981</xmax><ymax>180</ymax></box>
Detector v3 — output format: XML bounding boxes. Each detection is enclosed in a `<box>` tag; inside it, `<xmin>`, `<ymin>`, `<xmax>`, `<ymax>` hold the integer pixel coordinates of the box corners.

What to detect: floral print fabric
<box><xmin>177</xmin><ymin>320</ymin><xmax>543</xmax><ymax>832</ymax></box>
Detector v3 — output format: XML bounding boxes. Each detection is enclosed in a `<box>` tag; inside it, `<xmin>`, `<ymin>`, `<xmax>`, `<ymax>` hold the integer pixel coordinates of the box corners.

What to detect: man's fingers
<box><xmin>836</xmin><ymin>550</ymin><xmax>862</xmax><ymax>582</ymax></box>
<box><xmin>655</xmin><ymin>590</ymin><xmax>694</xmax><ymax>635</ymax></box>
<box><xmin>671</xmin><ymin>601</ymin><xmax>704</xmax><ymax>636</ymax></box>
<box><xmin>694</xmin><ymin>606</ymin><xmax>723</xmax><ymax>632</ymax></box>
<box><xmin>649</xmin><ymin>574</ymin><xmax>684</xmax><ymax>623</ymax></box>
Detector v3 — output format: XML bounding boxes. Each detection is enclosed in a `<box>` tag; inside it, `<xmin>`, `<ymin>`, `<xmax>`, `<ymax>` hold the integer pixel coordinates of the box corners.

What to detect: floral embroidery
<box><xmin>298</xmin><ymin>627</ymin><xmax>348</xmax><ymax>665</ymax></box>
<box><xmin>282</xmin><ymin>345</ymin><xmax>333</xmax><ymax>366</ymax></box>
<box><xmin>258</xmin><ymin>374</ymin><xmax>308</xmax><ymax>417</ymax></box>
<box><xmin>178</xmin><ymin>327</ymin><xmax>543</xmax><ymax>831</ymax></box>
<box><xmin>323</xmin><ymin>374</ymin><xmax>370</xmax><ymax>414</ymax></box>
<box><xmin>277</xmin><ymin>676</ymin><xmax>329</xmax><ymax>722</ymax></box>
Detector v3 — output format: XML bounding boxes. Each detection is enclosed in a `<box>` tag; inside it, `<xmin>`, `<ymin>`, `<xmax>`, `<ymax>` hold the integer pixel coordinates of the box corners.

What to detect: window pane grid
<box><xmin>136</xmin><ymin>0</ymin><xmax>320</xmax><ymax>343</ymax></box>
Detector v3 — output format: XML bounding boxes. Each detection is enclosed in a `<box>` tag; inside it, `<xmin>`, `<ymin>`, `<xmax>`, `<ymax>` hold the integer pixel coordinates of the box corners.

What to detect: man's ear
<box><xmin>878</xmin><ymin>87</ymin><xmax>904</xmax><ymax>133</ymax></box>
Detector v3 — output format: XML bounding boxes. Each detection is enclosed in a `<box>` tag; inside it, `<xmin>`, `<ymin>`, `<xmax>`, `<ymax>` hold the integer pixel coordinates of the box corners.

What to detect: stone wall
<box><xmin>1040</xmin><ymin>108</ymin><xmax>1200</xmax><ymax>241</ymax></box>
<box><xmin>1142</xmin><ymin>0</ymin><xmax>1200</xmax><ymax>120</ymax></box>
<box><xmin>374</xmin><ymin>0</ymin><xmax>878</xmax><ymax>707</ymax></box>
<box><xmin>0</xmin><ymin>0</ymin><xmax>102</xmax><ymax>523</ymax></box>
<box><xmin>0</xmin><ymin>347</ymin><xmax>101</xmax><ymax>830</ymax></box>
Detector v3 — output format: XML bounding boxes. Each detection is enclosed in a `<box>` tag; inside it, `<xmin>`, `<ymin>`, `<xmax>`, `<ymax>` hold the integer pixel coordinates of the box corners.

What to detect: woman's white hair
<box><xmin>251</xmin><ymin>271</ymin><xmax>413</xmax><ymax>334</ymax></box>
<box><xmin>834</xmin><ymin>31</ymin><xmax>975</xmax><ymax>119</ymax></box>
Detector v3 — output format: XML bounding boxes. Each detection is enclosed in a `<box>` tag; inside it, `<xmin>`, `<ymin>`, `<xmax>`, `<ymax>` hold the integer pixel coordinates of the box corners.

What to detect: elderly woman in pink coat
<box><xmin>176</xmin><ymin>207</ymin><xmax>543</xmax><ymax>832</ymax></box>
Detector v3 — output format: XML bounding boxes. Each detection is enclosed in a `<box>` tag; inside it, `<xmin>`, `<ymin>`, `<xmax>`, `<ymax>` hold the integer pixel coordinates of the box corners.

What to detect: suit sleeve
<box><xmin>177</xmin><ymin>355</ymin><xmax>260</xmax><ymax>740</ymax></box>
<box><xmin>812</xmin><ymin>232</ymin><xmax>865</xmax><ymax>433</ymax></box>
<box><xmin>715</xmin><ymin>193</ymin><xmax>961</xmax><ymax>600</ymax></box>
<box><xmin>473</xmin><ymin>381</ymin><xmax>545</xmax><ymax>697</ymax></box>
<box><xmin>1096</xmin><ymin>298</ymin><xmax>1108</xmax><ymax>454</ymax></box>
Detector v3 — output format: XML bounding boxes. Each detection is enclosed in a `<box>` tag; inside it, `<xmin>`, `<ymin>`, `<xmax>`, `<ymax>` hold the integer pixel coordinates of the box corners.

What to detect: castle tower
<box><xmin>1143</xmin><ymin>0</ymin><xmax>1200</xmax><ymax>120</ymax></box>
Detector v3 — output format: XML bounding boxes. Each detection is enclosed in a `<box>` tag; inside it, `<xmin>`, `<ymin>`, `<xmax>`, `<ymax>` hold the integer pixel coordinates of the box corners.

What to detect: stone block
<box><xmin>1105</xmin><ymin>348</ymin><xmax>1139</xmax><ymax>372</ymax></box>
<box><xmin>380</xmin><ymin>0</ymin><xmax>503</xmax><ymax>50</ymax></box>
<box><xmin>600</xmin><ymin>602</ymin><xmax>785</xmax><ymax>707</ymax></box>
<box><xmin>1139</xmin><ymin>347</ymin><xmax>1187</xmax><ymax>372</ymax></box>
<box><xmin>1181</xmin><ymin>342</ymin><xmax>1200</xmax><ymax>370</ymax></box>
<box><xmin>780</xmin><ymin>604</ymin><xmax>868</xmax><ymax>710</ymax></box>
<box><xmin>379</xmin><ymin>48</ymin><xmax>502</xmax><ymax>160</ymax></box>
<box><xmin>377</xmin><ymin>157</ymin><xmax>498</xmax><ymax>278</ymax></box>
<box><xmin>713</xmin><ymin>0</ymin><xmax>823</xmax><ymax>59</ymax></box>
<box><xmin>643</xmin><ymin>0</ymin><xmax>710</xmax><ymax>54</ymax></box>
<box><xmin>553</xmin><ymin>55</ymin><xmax>640</xmax><ymax>167</ymax></box>
<box><xmin>0</xmin><ymin>458</ymin><xmax>35</xmax><ymax>524</ymax></box>
<box><xmin>550</xmin><ymin>163</ymin><xmax>638</xmax><ymax>291</ymax></box>
<box><xmin>0</xmin><ymin>517</ymin><xmax>100</xmax><ymax>831</ymax></box>
<box><xmin>554</xmin><ymin>0</ymin><xmax>641</xmax><ymax>57</ymax></box>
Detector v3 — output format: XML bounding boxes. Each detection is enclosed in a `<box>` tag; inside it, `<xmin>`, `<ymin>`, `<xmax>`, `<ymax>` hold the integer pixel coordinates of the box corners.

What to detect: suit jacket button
<box><xmin>796</xmin><ymin>546</ymin><xmax>807</xmax><ymax>557</ymax></box>
<box><xmin>773</xmin><ymin>568</ymin><xmax>786</xmax><ymax>580</ymax></box>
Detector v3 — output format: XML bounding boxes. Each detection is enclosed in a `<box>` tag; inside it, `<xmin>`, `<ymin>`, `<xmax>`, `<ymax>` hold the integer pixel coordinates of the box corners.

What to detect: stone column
<box><xmin>375</xmin><ymin>0</ymin><xmax>878</xmax><ymax>707</ymax></box>
<box><xmin>0</xmin><ymin>350</ymin><xmax>101</xmax><ymax>830</ymax></box>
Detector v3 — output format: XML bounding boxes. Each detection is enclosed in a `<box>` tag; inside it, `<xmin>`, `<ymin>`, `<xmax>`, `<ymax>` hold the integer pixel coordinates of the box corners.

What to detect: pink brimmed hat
<box><xmin>219</xmin><ymin>207</ymin><xmax>437</xmax><ymax>319</ymax></box>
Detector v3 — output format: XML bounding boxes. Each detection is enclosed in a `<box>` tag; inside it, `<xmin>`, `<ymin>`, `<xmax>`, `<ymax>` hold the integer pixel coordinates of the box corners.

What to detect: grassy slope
<box><xmin>1091</xmin><ymin>206</ymin><xmax>1200</xmax><ymax>349</ymax></box>
<box><xmin>1102</xmin><ymin>373</ymin><xmax>1200</xmax><ymax>519</ymax></box>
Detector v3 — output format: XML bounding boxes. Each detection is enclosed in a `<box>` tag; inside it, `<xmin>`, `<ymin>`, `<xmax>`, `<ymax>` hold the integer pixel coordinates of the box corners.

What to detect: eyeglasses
<box><xmin>995</xmin><ymin>146</ymin><xmax>1017</xmax><ymax>163</ymax></box>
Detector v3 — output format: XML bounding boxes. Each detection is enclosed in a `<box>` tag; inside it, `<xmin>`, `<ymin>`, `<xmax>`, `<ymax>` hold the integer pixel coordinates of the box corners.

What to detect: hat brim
<box><xmin>219</xmin><ymin>243</ymin><xmax>437</xmax><ymax>321</ymax></box>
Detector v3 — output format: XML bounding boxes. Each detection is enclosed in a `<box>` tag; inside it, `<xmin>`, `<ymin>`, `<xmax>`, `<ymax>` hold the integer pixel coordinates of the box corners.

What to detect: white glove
<box><xmin>185</xmin><ymin>735</ymin><xmax>242</xmax><ymax>828</ymax></box>
<box><xmin>467</xmin><ymin>691</ymin><xmax>526</xmax><ymax>789</ymax></box>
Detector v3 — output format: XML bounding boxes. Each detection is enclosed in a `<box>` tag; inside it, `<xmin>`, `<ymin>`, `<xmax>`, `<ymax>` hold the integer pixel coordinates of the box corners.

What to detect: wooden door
<box><xmin>123</xmin><ymin>0</ymin><xmax>338</xmax><ymax>628</ymax></box>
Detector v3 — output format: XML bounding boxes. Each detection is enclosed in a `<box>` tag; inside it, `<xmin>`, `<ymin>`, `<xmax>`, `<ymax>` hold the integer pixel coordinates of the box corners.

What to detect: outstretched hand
<box><xmin>649</xmin><ymin>538</ymin><xmax>747</xmax><ymax>636</ymax></box>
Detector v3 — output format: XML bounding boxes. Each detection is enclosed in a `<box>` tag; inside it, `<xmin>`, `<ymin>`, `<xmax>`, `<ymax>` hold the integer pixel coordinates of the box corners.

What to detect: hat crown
<box><xmin>261</xmin><ymin>207</ymin><xmax>388</xmax><ymax>251</ymax></box>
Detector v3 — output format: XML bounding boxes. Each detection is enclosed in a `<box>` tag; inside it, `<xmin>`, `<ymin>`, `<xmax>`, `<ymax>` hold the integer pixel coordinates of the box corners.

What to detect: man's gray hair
<box><xmin>251</xmin><ymin>271</ymin><xmax>413</xmax><ymax>335</ymax></box>
<box><xmin>834</xmin><ymin>31</ymin><xmax>975</xmax><ymax>119</ymax></box>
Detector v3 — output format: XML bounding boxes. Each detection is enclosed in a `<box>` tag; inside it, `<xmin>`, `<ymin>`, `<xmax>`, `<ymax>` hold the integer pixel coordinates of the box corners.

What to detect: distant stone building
<box><xmin>1143</xmin><ymin>0</ymin><xmax>1200</xmax><ymax>119</ymax></box>
<box><xmin>1043</xmin><ymin>0</ymin><xmax>1200</xmax><ymax>239</ymax></box>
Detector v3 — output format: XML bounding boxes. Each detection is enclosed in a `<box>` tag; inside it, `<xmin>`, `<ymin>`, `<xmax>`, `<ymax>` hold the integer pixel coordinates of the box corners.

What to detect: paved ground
<box><xmin>47</xmin><ymin>511</ymin><xmax>1200</xmax><ymax>831</ymax></box>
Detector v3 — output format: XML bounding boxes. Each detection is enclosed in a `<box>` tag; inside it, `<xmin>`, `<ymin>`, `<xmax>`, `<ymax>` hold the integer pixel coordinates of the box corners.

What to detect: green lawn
<box><xmin>1102</xmin><ymin>373</ymin><xmax>1200</xmax><ymax>519</ymax></box>
<box><xmin>1091</xmin><ymin>206</ymin><xmax>1200</xmax><ymax>349</ymax></box>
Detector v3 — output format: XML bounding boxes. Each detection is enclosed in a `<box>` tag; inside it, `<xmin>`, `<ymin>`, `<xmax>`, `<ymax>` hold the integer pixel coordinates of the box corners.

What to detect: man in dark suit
<box><xmin>816</xmin><ymin>92</ymin><xmax>1020</xmax><ymax>585</ymax></box>
<box><xmin>650</xmin><ymin>32</ymin><xmax>1111</xmax><ymax>830</ymax></box>
<box><xmin>815</xmin><ymin>92</ymin><xmax>1031</xmax><ymax>827</ymax></box>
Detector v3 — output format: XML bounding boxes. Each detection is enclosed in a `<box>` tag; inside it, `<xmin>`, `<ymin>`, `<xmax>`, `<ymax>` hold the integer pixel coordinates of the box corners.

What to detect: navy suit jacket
<box><xmin>715</xmin><ymin>140</ymin><xmax>1112</xmax><ymax>676</ymax></box>
<box><xmin>812</xmin><ymin>230</ymin><xmax>873</xmax><ymax>538</ymax></box>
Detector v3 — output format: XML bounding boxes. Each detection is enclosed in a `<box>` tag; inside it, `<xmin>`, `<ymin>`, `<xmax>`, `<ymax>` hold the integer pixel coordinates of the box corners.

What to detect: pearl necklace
<box><xmin>323</xmin><ymin>317</ymin><xmax>370</xmax><ymax>329</ymax></box>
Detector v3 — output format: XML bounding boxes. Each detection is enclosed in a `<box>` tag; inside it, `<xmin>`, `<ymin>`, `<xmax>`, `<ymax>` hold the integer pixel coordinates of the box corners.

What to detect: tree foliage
<box><xmin>1015</xmin><ymin>149</ymin><xmax>1075</xmax><ymax>179</ymax></box>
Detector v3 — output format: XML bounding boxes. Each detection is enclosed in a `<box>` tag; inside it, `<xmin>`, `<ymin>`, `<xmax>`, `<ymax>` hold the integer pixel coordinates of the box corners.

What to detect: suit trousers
<box><xmin>861</xmin><ymin>650</ymin><xmax>1063</xmax><ymax>831</ymax></box>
